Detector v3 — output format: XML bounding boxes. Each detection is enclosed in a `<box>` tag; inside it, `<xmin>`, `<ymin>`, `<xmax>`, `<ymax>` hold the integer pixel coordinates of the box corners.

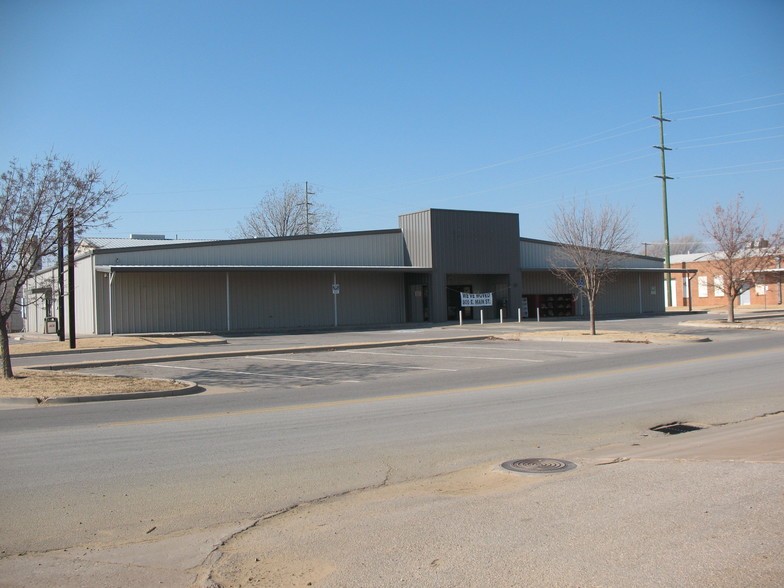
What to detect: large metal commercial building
<box><xmin>24</xmin><ymin>209</ymin><xmax>668</xmax><ymax>335</ymax></box>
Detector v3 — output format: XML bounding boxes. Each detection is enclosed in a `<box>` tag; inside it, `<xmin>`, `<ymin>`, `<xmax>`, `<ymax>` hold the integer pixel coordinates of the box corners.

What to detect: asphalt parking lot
<box><xmin>76</xmin><ymin>338</ymin><xmax>625</xmax><ymax>394</ymax></box>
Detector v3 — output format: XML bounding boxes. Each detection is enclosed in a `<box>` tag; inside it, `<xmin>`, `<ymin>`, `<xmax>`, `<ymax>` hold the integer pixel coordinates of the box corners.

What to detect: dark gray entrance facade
<box><xmin>400</xmin><ymin>209</ymin><xmax>523</xmax><ymax>323</ymax></box>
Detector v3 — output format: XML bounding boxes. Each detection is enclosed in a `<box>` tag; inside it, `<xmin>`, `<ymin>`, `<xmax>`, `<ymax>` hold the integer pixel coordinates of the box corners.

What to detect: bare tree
<box><xmin>549</xmin><ymin>199</ymin><xmax>636</xmax><ymax>335</ymax></box>
<box><xmin>1</xmin><ymin>154</ymin><xmax>124</xmax><ymax>378</ymax></box>
<box><xmin>641</xmin><ymin>234</ymin><xmax>706</xmax><ymax>257</ymax></box>
<box><xmin>700</xmin><ymin>194</ymin><xmax>783</xmax><ymax>323</ymax></box>
<box><xmin>235</xmin><ymin>182</ymin><xmax>339</xmax><ymax>238</ymax></box>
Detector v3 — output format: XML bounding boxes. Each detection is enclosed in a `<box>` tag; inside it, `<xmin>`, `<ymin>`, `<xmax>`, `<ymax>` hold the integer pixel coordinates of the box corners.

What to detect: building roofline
<box><xmin>519</xmin><ymin>237</ymin><xmax>664</xmax><ymax>262</ymax></box>
<box><xmin>86</xmin><ymin>228</ymin><xmax>403</xmax><ymax>255</ymax></box>
<box><xmin>95</xmin><ymin>264</ymin><xmax>431</xmax><ymax>273</ymax></box>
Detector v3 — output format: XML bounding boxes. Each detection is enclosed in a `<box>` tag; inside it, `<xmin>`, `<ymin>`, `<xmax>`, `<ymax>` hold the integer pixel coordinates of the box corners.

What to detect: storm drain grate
<box><xmin>500</xmin><ymin>458</ymin><xmax>577</xmax><ymax>474</ymax></box>
<box><xmin>650</xmin><ymin>422</ymin><xmax>704</xmax><ymax>435</ymax></box>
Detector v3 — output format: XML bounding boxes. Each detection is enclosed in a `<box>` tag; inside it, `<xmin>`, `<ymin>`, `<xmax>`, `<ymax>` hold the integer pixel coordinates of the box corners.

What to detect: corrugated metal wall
<box><xmin>75</xmin><ymin>257</ymin><xmax>96</xmax><ymax>334</ymax></box>
<box><xmin>22</xmin><ymin>271</ymin><xmax>52</xmax><ymax>333</ymax></box>
<box><xmin>112</xmin><ymin>272</ymin><xmax>227</xmax><ymax>333</ymax></box>
<box><xmin>431</xmin><ymin>209</ymin><xmax>520</xmax><ymax>273</ymax></box>
<box><xmin>230</xmin><ymin>271</ymin><xmax>404</xmax><ymax>330</ymax></box>
<box><xmin>109</xmin><ymin>270</ymin><xmax>406</xmax><ymax>333</ymax></box>
<box><xmin>520</xmin><ymin>238</ymin><xmax>663</xmax><ymax>270</ymax></box>
<box><xmin>22</xmin><ymin>259</ymin><xmax>98</xmax><ymax>335</ymax></box>
<box><xmin>420</xmin><ymin>209</ymin><xmax>522</xmax><ymax>322</ymax></box>
<box><xmin>399</xmin><ymin>210</ymin><xmax>432</xmax><ymax>267</ymax></box>
<box><xmin>521</xmin><ymin>271</ymin><xmax>665</xmax><ymax>315</ymax></box>
<box><xmin>94</xmin><ymin>231</ymin><xmax>405</xmax><ymax>268</ymax></box>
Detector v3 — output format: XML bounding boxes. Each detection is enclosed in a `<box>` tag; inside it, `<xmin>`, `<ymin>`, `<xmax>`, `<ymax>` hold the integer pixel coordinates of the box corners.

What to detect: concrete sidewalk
<box><xmin>1</xmin><ymin>412</ymin><xmax>781</xmax><ymax>587</ymax></box>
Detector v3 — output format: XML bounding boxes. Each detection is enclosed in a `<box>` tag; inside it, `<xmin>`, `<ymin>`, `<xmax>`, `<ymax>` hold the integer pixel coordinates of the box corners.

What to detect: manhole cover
<box><xmin>651</xmin><ymin>423</ymin><xmax>704</xmax><ymax>435</ymax></box>
<box><xmin>500</xmin><ymin>458</ymin><xmax>577</xmax><ymax>474</ymax></box>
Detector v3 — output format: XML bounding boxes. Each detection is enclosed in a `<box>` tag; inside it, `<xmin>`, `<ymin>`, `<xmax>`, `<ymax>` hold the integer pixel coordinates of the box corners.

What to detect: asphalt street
<box><xmin>1</xmin><ymin>314</ymin><xmax>782</xmax><ymax>586</ymax></box>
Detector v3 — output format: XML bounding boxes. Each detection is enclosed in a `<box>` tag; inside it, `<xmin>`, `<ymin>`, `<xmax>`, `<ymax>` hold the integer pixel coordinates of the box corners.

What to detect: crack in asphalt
<box><xmin>196</xmin><ymin>463</ymin><xmax>394</xmax><ymax>587</ymax></box>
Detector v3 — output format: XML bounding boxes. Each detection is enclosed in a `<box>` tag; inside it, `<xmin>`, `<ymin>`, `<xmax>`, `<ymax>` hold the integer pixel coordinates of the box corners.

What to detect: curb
<box><xmin>679</xmin><ymin>321</ymin><xmax>784</xmax><ymax>331</ymax></box>
<box><xmin>24</xmin><ymin>335</ymin><xmax>493</xmax><ymax>371</ymax></box>
<box><xmin>9</xmin><ymin>339</ymin><xmax>228</xmax><ymax>359</ymax></box>
<box><xmin>0</xmin><ymin>379</ymin><xmax>201</xmax><ymax>406</ymax></box>
<box><xmin>503</xmin><ymin>336</ymin><xmax>710</xmax><ymax>344</ymax></box>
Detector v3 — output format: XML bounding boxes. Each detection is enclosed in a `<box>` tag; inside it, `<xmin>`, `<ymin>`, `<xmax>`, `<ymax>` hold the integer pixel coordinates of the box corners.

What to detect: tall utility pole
<box><xmin>57</xmin><ymin>218</ymin><xmax>65</xmax><ymax>342</ymax></box>
<box><xmin>653</xmin><ymin>91</ymin><xmax>673</xmax><ymax>307</ymax></box>
<box><xmin>304</xmin><ymin>181</ymin><xmax>315</xmax><ymax>235</ymax></box>
<box><xmin>67</xmin><ymin>208</ymin><xmax>76</xmax><ymax>349</ymax></box>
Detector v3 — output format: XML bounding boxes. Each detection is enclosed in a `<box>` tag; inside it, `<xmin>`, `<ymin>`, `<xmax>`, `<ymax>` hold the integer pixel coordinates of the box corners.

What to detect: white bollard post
<box><xmin>536</xmin><ymin>308</ymin><xmax>540</xmax><ymax>322</ymax></box>
<box><xmin>518</xmin><ymin>307</ymin><xmax>522</xmax><ymax>322</ymax></box>
<box><xmin>459</xmin><ymin>310</ymin><xmax>463</xmax><ymax>326</ymax></box>
<box><xmin>480</xmin><ymin>309</ymin><xmax>484</xmax><ymax>325</ymax></box>
<box><xmin>500</xmin><ymin>309</ymin><xmax>504</xmax><ymax>324</ymax></box>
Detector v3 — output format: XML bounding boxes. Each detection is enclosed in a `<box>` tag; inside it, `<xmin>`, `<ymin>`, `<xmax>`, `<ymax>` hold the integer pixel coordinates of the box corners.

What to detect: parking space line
<box><xmin>148</xmin><ymin>364</ymin><xmax>332</xmax><ymax>382</ymax></box>
<box><xmin>335</xmin><ymin>349</ymin><xmax>544</xmax><ymax>362</ymax></box>
<box><xmin>428</xmin><ymin>343</ymin><xmax>611</xmax><ymax>355</ymax></box>
<box><xmin>246</xmin><ymin>356</ymin><xmax>458</xmax><ymax>371</ymax></box>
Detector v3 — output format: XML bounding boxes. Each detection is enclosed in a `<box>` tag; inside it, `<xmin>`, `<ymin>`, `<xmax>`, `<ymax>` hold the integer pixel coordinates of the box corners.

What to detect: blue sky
<box><xmin>2</xmin><ymin>0</ymin><xmax>783</xmax><ymax>250</ymax></box>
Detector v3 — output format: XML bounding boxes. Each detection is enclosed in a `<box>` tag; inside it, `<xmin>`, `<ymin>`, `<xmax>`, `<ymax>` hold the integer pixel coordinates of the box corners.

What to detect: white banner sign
<box><xmin>460</xmin><ymin>292</ymin><xmax>493</xmax><ymax>307</ymax></box>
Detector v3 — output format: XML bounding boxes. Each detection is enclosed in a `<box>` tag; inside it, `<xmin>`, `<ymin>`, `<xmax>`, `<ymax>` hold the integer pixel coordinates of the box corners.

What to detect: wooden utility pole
<box><xmin>653</xmin><ymin>92</ymin><xmax>673</xmax><ymax>306</ymax></box>
<box><xmin>57</xmin><ymin>218</ymin><xmax>65</xmax><ymax>341</ymax></box>
<box><xmin>67</xmin><ymin>208</ymin><xmax>76</xmax><ymax>349</ymax></box>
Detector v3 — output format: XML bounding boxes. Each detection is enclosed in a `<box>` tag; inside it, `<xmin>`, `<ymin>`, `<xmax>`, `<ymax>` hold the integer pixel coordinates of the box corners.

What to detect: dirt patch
<box><xmin>0</xmin><ymin>369</ymin><xmax>188</xmax><ymax>399</ymax></box>
<box><xmin>8</xmin><ymin>335</ymin><xmax>217</xmax><ymax>355</ymax></box>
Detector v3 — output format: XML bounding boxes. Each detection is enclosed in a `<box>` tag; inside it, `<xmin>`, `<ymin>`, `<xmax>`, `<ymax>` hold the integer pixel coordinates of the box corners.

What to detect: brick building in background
<box><xmin>669</xmin><ymin>251</ymin><xmax>784</xmax><ymax>309</ymax></box>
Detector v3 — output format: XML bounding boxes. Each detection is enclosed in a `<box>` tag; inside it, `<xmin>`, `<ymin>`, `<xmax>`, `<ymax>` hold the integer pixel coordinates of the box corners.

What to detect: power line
<box><xmin>675</xmin><ymin>102</ymin><xmax>784</xmax><ymax>121</ymax></box>
<box><xmin>677</xmin><ymin>158</ymin><xmax>784</xmax><ymax>176</ymax></box>
<box><xmin>319</xmin><ymin>118</ymin><xmax>656</xmax><ymax>198</ymax></box>
<box><xmin>669</xmin><ymin>124</ymin><xmax>784</xmax><ymax>146</ymax></box>
<box><xmin>666</xmin><ymin>92</ymin><xmax>784</xmax><ymax>115</ymax></box>
<box><xmin>676</xmin><ymin>134</ymin><xmax>784</xmax><ymax>150</ymax></box>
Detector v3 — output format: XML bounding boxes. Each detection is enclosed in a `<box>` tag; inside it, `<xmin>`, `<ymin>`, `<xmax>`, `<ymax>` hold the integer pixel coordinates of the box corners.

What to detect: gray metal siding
<box><xmin>520</xmin><ymin>239</ymin><xmax>663</xmax><ymax>270</ymax></box>
<box><xmin>230</xmin><ymin>272</ymin><xmax>330</xmax><ymax>329</ymax></box>
<box><xmin>230</xmin><ymin>271</ymin><xmax>404</xmax><ymax>330</ymax></box>
<box><xmin>109</xmin><ymin>270</ymin><xmax>406</xmax><ymax>333</ymax></box>
<box><xmin>112</xmin><ymin>272</ymin><xmax>227</xmax><ymax>333</ymax></box>
<box><xmin>95</xmin><ymin>271</ymin><xmax>110</xmax><ymax>334</ymax></box>
<box><xmin>94</xmin><ymin>231</ymin><xmax>405</xmax><ymax>268</ymax></box>
<box><xmin>431</xmin><ymin>210</ymin><xmax>520</xmax><ymax>273</ymax></box>
<box><xmin>399</xmin><ymin>210</ymin><xmax>432</xmax><ymax>267</ymax></box>
<box><xmin>521</xmin><ymin>241</ymin><xmax>562</xmax><ymax>269</ymax></box>
<box><xmin>75</xmin><ymin>257</ymin><xmax>96</xmax><ymax>334</ymax></box>
<box><xmin>522</xmin><ymin>271</ymin><xmax>665</xmax><ymax>315</ymax></box>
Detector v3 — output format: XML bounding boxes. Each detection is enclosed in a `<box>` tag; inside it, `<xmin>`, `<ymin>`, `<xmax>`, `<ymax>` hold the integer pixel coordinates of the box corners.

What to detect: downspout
<box><xmin>108</xmin><ymin>270</ymin><xmax>115</xmax><ymax>335</ymax></box>
<box><xmin>638</xmin><ymin>274</ymin><xmax>642</xmax><ymax>314</ymax></box>
<box><xmin>90</xmin><ymin>253</ymin><xmax>97</xmax><ymax>334</ymax></box>
<box><xmin>226</xmin><ymin>272</ymin><xmax>231</xmax><ymax>332</ymax></box>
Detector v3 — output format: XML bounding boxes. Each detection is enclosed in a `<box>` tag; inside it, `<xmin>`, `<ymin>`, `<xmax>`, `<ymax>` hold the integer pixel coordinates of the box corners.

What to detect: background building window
<box><xmin>714</xmin><ymin>275</ymin><xmax>725</xmax><ymax>297</ymax></box>
<box><xmin>698</xmin><ymin>276</ymin><xmax>708</xmax><ymax>297</ymax></box>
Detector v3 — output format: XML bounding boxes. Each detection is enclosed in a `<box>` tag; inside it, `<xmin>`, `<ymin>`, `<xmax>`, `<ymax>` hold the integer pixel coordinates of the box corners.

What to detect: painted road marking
<box><xmin>336</xmin><ymin>349</ymin><xmax>545</xmax><ymax>362</ymax></box>
<box><xmin>245</xmin><ymin>355</ymin><xmax>458</xmax><ymax>371</ymax></box>
<box><xmin>104</xmin><ymin>346</ymin><xmax>784</xmax><ymax>428</ymax></box>
<box><xmin>148</xmin><ymin>364</ymin><xmax>359</xmax><ymax>383</ymax></box>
